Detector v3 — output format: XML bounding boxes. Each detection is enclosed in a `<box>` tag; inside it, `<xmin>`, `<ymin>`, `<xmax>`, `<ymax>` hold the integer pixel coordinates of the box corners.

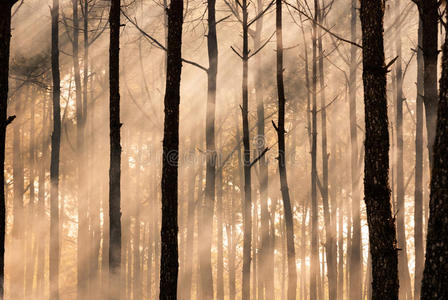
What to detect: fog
<box><xmin>4</xmin><ymin>0</ymin><xmax>430</xmax><ymax>299</ymax></box>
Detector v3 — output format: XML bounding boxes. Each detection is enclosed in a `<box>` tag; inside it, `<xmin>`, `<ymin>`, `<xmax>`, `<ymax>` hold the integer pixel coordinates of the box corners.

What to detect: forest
<box><xmin>0</xmin><ymin>0</ymin><xmax>447</xmax><ymax>299</ymax></box>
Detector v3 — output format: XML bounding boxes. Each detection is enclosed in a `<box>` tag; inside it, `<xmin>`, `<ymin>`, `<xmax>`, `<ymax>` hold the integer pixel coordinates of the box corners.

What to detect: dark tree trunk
<box><xmin>421</xmin><ymin>11</ymin><xmax>448</xmax><ymax>299</ymax></box>
<box><xmin>108</xmin><ymin>0</ymin><xmax>122</xmax><ymax>298</ymax></box>
<box><xmin>50</xmin><ymin>0</ymin><xmax>62</xmax><ymax>297</ymax></box>
<box><xmin>200</xmin><ymin>0</ymin><xmax>218</xmax><ymax>295</ymax></box>
<box><xmin>275</xmin><ymin>0</ymin><xmax>297</xmax><ymax>299</ymax></box>
<box><xmin>349</xmin><ymin>0</ymin><xmax>362</xmax><ymax>298</ymax></box>
<box><xmin>159</xmin><ymin>0</ymin><xmax>183</xmax><ymax>297</ymax></box>
<box><xmin>359</xmin><ymin>1</ymin><xmax>399</xmax><ymax>299</ymax></box>
<box><xmin>416</xmin><ymin>0</ymin><xmax>439</xmax><ymax>167</ymax></box>
<box><xmin>0</xmin><ymin>2</ymin><xmax>15</xmax><ymax>296</ymax></box>
<box><xmin>414</xmin><ymin>18</ymin><xmax>424</xmax><ymax>300</ymax></box>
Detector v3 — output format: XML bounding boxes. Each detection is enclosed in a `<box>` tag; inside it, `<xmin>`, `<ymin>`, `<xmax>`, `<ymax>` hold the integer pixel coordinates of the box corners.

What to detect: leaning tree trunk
<box><xmin>108</xmin><ymin>0</ymin><xmax>122</xmax><ymax>298</ymax></box>
<box><xmin>159</xmin><ymin>0</ymin><xmax>183</xmax><ymax>297</ymax></box>
<box><xmin>359</xmin><ymin>1</ymin><xmax>399</xmax><ymax>299</ymax></box>
<box><xmin>50</xmin><ymin>0</ymin><xmax>62</xmax><ymax>298</ymax></box>
<box><xmin>200</xmin><ymin>0</ymin><xmax>218</xmax><ymax>296</ymax></box>
<box><xmin>421</xmin><ymin>11</ymin><xmax>448</xmax><ymax>299</ymax></box>
<box><xmin>275</xmin><ymin>0</ymin><xmax>297</xmax><ymax>298</ymax></box>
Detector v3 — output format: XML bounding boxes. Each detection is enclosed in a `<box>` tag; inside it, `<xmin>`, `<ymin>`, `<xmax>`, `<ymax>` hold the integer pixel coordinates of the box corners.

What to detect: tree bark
<box><xmin>359</xmin><ymin>1</ymin><xmax>399</xmax><ymax>299</ymax></box>
<box><xmin>50</xmin><ymin>0</ymin><xmax>61</xmax><ymax>297</ymax></box>
<box><xmin>108</xmin><ymin>0</ymin><xmax>122</xmax><ymax>298</ymax></box>
<box><xmin>421</xmin><ymin>10</ymin><xmax>448</xmax><ymax>299</ymax></box>
<box><xmin>275</xmin><ymin>0</ymin><xmax>297</xmax><ymax>299</ymax></box>
<box><xmin>416</xmin><ymin>0</ymin><xmax>438</xmax><ymax>167</ymax></box>
<box><xmin>159</xmin><ymin>0</ymin><xmax>183</xmax><ymax>297</ymax></box>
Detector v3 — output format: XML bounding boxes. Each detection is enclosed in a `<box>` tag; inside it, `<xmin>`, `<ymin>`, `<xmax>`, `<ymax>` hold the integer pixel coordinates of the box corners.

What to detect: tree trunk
<box><xmin>133</xmin><ymin>135</ymin><xmax>142</xmax><ymax>300</ymax></box>
<box><xmin>108</xmin><ymin>0</ymin><xmax>122</xmax><ymax>298</ymax></box>
<box><xmin>200</xmin><ymin>0</ymin><xmax>218</xmax><ymax>295</ymax></box>
<box><xmin>310</xmin><ymin>3</ymin><xmax>319</xmax><ymax>298</ymax></box>
<box><xmin>73</xmin><ymin>1</ymin><xmax>90</xmax><ymax>297</ymax></box>
<box><xmin>421</xmin><ymin>10</ymin><xmax>448</xmax><ymax>299</ymax></box>
<box><xmin>417</xmin><ymin>0</ymin><xmax>438</xmax><ymax>168</ymax></box>
<box><xmin>359</xmin><ymin>1</ymin><xmax>399</xmax><ymax>299</ymax></box>
<box><xmin>414</xmin><ymin>18</ymin><xmax>424</xmax><ymax>300</ymax></box>
<box><xmin>241</xmin><ymin>0</ymin><xmax>252</xmax><ymax>297</ymax></box>
<box><xmin>317</xmin><ymin>2</ymin><xmax>337</xmax><ymax>298</ymax></box>
<box><xmin>349</xmin><ymin>0</ymin><xmax>362</xmax><ymax>298</ymax></box>
<box><xmin>11</xmin><ymin>82</ymin><xmax>24</xmax><ymax>299</ymax></box>
<box><xmin>394</xmin><ymin>1</ymin><xmax>412</xmax><ymax>298</ymax></box>
<box><xmin>216</xmin><ymin>167</ymin><xmax>224</xmax><ymax>300</ymax></box>
<box><xmin>159</xmin><ymin>0</ymin><xmax>183</xmax><ymax>297</ymax></box>
<box><xmin>0</xmin><ymin>2</ymin><xmax>15</xmax><ymax>296</ymax></box>
<box><xmin>50</xmin><ymin>0</ymin><xmax>61</xmax><ymax>297</ymax></box>
<box><xmin>275</xmin><ymin>0</ymin><xmax>297</xmax><ymax>299</ymax></box>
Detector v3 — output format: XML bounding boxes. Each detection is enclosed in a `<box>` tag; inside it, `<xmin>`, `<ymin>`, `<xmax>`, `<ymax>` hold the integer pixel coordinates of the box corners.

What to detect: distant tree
<box><xmin>359</xmin><ymin>0</ymin><xmax>399</xmax><ymax>299</ymax></box>
<box><xmin>421</xmin><ymin>7</ymin><xmax>448</xmax><ymax>299</ymax></box>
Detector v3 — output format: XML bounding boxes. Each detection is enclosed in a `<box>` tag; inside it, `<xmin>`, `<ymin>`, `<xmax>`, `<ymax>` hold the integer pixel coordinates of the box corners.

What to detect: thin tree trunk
<box><xmin>241</xmin><ymin>0</ymin><xmax>252</xmax><ymax>297</ymax></box>
<box><xmin>394</xmin><ymin>1</ymin><xmax>412</xmax><ymax>298</ymax></box>
<box><xmin>183</xmin><ymin>141</ymin><xmax>196</xmax><ymax>300</ymax></box>
<box><xmin>421</xmin><ymin>10</ymin><xmax>448</xmax><ymax>298</ymax></box>
<box><xmin>349</xmin><ymin>0</ymin><xmax>362</xmax><ymax>298</ymax></box>
<box><xmin>50</xmin><ymin>0</ymin><xmax>62</xmax><ymax>297</ymax></box>
<box><xmin>310</xmin><ymin>2</ymin><xmax>319</xmax><ymax>298</ymax></box>
<box><xmin>200</xmin><ymin>0</ymin><xmax>218</xmax><ymax>295</ymax></box>
<box><xmin>414</xmin><ymin>18</ymin><xmax>424</xmax><ymax>300</ymax></box>
<box><xmin>37</xmin><ymin>97</ymin><xmax>47</xmax><ymax>298</ymax></box>
<box><xmin>11</xmin><ymin>84</ymin><xmax>24</xmax><ymax>299</ymax></box>
<box><xmin>359</xmin><ymin>1</ymin><xmax>399</xmax><ymax>299</ymax></box>
<box><xmin>217</xmin><ymin>167</ymin><xmax>224</xmax><ymax>300</ymax></box>
<box><xmin>133</xmin><ymin>135</ymin><xmax>142</xmax><ymax>300</ymax></box>
<box><xmin>73</xmin><ymin>1</ymin><xmax>89</xmax><ymax>297</ymax></box>
<box><xmin>275</xmin><ymin>0</ymin><xmax>297</xmax><ymax>298</ymax></box>
<box><xmin>108</xmin><ymin>0</ymin><xmax>122</xmax><ymax>297</ymax></box>
<box><xmin>159</xmin><ymin>0</ymin><xmax>183</xmax><ymax>297</ymax></box>
<box><xmin>317</xmin><ymin>2</ymin><xmax>337</xmax><ymax>298</ymax></box>
<box><xmin>25</xmin><ymin>86</ymin><xmax>36</xmax><ymax>298</ymax></box>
